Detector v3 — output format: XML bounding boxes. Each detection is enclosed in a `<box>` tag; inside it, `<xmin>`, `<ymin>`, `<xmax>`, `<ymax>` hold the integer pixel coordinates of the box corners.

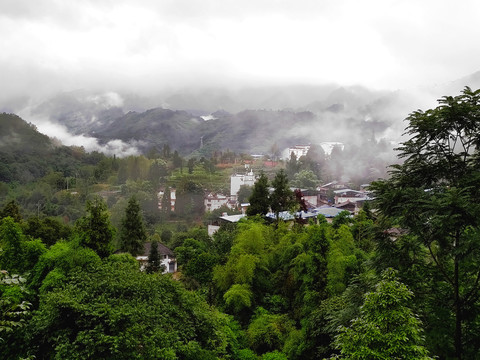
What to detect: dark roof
<box><xmin>140</xmin><ymin>242</ymin><xmax>174</xmax><ymax>257</ymax></box>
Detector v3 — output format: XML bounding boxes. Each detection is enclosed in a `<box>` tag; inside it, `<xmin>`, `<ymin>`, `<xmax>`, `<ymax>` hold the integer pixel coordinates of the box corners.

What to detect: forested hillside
<box><xmin>1</xmin><ymin>87</ymin><xmax>480</xmax><ymax>359</ymax></box>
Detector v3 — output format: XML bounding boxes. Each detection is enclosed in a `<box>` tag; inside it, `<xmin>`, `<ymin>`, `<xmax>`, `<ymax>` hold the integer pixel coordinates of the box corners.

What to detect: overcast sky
<box><xmin>1</xmin><ymin>0</ymin><xmax>479</xmax><ymax>103</ymax></box>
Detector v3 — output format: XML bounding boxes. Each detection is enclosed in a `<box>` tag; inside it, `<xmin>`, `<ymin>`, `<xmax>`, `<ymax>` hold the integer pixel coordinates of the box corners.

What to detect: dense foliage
<box><xmin>1</xmin><ymin>88</ymin><xmax>479</xmax><ymax>358</ymax></box>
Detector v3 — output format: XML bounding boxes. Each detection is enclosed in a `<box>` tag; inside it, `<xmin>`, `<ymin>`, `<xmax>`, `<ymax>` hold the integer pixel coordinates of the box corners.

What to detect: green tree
<box><xmin>75</xmin><ymin>196</ymin><xmax>115</xmax><ymax>258</ymax></box>
<box><xmin>23</xmin><ymin>216</ymin><xmax>72</xmax><ymax>247</ymax></box>
<box><xmin>119</xmin><ymin>196</ymin><xmax>147</xmax><ymax>256</ymax></box>
<box><xmin>162</xmin><ymin>143</ymin><xmax>171</xmax><ymax>159</ymax></box>
<box><xmin>0</xmin><ymin>271</ymin><xmax>31</xmax><ymax>359</ymax></box>
<box><xmin>286</xmin><ymin>152</ymin><xmax>300</xmax><ymax>179</ymax></box>
<box><xmin>0</xmin><ymin>217</ymin><xmax>47</xmax><ymax>276</ymax></box>
<box><xmin>237</xmin><ymin>185</ymin><xmax>253</xmax><ymax>205</ymax></box>
<box><xmin>371</xmin><ymin>87</ymin><xmax>480</xmax><ymax>359</ymax></box>
<box><xmin>175</xmin><ymin>179</ymin><xmax>204</xmax><ymax>219</ymax></box>
<box><xmin>27</xmin><ymin>261</ymin><xmax>236</xmax><ymax>359</ymax></box>
<box><xmin>270</xmin><ymin>169</ymin><xmax>295</xmax><ymax>219</ymax></box>
<box><xmin>291</xmin><ymin>169</ymin><xmax>319</xmax><ymax>190</ymax></box>
<box><xmin>187</xmin><ymin>157</ymin><xmax>196</xmax><ymax>174</ymax></box>
<box><xmin>148</xmin><ymin>159</ymin><xmax>168</xmax><ymax>189</ymax></box>
<box><xmin>173</xmin><ymin>150</ymin><xmax>183</xmax><ymax>170</ymax></box>
<box><xmin>331</xmin><ymin>269</ymin><xmax>432</xmax><ymax>359</ymax></box>
<box><xmin>304</xmin><ymin>144</ymin><xmax>325</xmax><ymax>179</ymax></box>
<box><xmin>247</xmin><ymin>308</ymin><xmax>295</xmax><ymax>355</ymax></box>
<box><xmin>247</xmin><ymin>172</ymin><xmax>270</xmax><ymax>217</ymax></box>
<box><xmin>0</xmin><ymin>218</ymin><xmax>24</xmax><ymax>273</ymax></box>
<box><xmin>161</xmin><ymin>229</ymin><xmax>173</xmax><ymax>245</ymax></box>
<box><xmin>146</xmin><ymin>239</ymin><xmax>162</xmax><ymax>273</ymax></box>
<box><xmin>0</xmin><ymin>201</ymin><xmax>22</xmax><ymax>223</ymax></box>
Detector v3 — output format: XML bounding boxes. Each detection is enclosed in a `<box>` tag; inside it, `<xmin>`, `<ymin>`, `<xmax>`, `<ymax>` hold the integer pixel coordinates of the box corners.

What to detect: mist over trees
<box><xmin>1</xmin><ymin>87</ymin><xmax>480</xmax><ymax>358</ymax></box>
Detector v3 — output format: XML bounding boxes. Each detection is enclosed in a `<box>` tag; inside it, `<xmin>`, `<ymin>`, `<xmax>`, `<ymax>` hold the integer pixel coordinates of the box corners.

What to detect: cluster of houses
<box><xmin>157</xmin><ymin>166</ymin><xmax>372</xmax><ymax>219</ymax></box>
<box><xmin>150</xmin><ymin>145</ymin><xmax>373</xmax><ymax>273</ymax></box>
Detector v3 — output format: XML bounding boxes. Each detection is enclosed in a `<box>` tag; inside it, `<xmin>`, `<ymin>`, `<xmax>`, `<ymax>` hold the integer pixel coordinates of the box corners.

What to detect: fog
<box><xmin>1</xmin><ymin>0</ymin><xmax>480</xmax><ymax>155</ymax></box>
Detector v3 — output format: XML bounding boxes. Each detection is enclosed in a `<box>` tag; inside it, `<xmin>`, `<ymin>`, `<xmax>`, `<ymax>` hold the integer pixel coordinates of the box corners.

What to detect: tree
<box><xmin>172</xmin><ymin>150</ymin><xmax>183</xmax><ymax>170</ymax></box>
<box><xmin>162</xmin><ymin>143</ymin><xmax>171</xmax><ymax>159</ymax></box>
<box><xmin>0</xmin><ymin>217</ymin><xmax>47</xmax><ymax>275</ymax></box>
<box><xmin>0</xmin><ymin>218</ymin><xmax>25</xmax><ymax>273</ymax></box>
<box><xmin>270</xmin><ymin>169</ymin><xmax>295</xmax><ymax>219</ymax></box>
<box><xmin>26</xmin><ymin>261</ymin><xmax>238</xmax><ymax>359</ymax></box>
<box><xmin>75</xmin><ymin>196</ymin><xmax>115</xmax><ymax>258</ymax></box>
<box><xmin>370</xmin><ymin>87</ymin><xmax>480</xmax><ymax>359</ymax></box>
<box><xmin>246</xmin><ymin>308</ymin><xmax>295</xmax><ymax>355</ymax></box>
<box><xmin>304</xmin><ymin>144</ymin><xmax>325</xmax><ymax>178</ymax></box>
<box><xmin>0</xmin><ymin>201</ymin><xmax>22</xmax><ymax>223</ymax></box>
<box><xmin>285</xmin><ymin>153</ymin><xmax>300</xmax><ymax>179</ymax></box>
<box><xmin>247</xmin><ymin>172</ymin><xmax>270</xmax><ymax>217</ymax></box>
<box><xmin>146</xmin><ymin>239</ymin><xmax>162</xmax><ymax>273</ymax></box>
<box><xmin>237</xmin><ymin>185</ymin><xmax>253</xmax><ymax>205</ymax></box>
<box><xmin>331</xmin><ymin>268</ymin><xmax>433</xmax><ymax>359</ymax></box>
<box><xmin>23</xmin><ymin>216</ymin><xmax>72</xmax><ymax>247</ymax></box>
<box><xmin>119</xmin><ymin>196</ymin><xmax>147</xmax><ymax>256</ymax></box>
<box><xmin>0</xmin><ymin>271</ymin><xmax>31</xmax><ymax>358</ymax></box>
<box><xmin>148</xmin><ymin>159</ymin><xmax>168</xmax><ymax>189</ymax></box>
<box><xmin>291</xmin><ymin>170</ymin><xmax>319</xmax><ymax>190</ymax></box>
<box><xmin>175</xmin><ymin>179</ymin><xmax>204</xmax><ymax>219</ymax></box>
<box><xmin>187</xmin><ymin>157</ymin><xmax>196</xmax><ymax>174</ymax></box>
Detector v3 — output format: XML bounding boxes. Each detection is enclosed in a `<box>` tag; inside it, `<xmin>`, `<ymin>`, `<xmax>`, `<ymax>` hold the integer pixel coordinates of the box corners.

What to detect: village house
<box><xmin>298</xmin><ymin>189</ymin><xmax>318</xmax><ymax>208</ymax></box>
<box><xmin>207</xmin><ymin>213</ymin><xmax>247</xmax><ymax>236</ymax></box>
<box><xmin>136</xmin><ymin>242</ymin><xmax>177</xmax><ymax>273</ymax></box>
<box><xmin>287</xmin><ymin>145</ymin><xmax>310</xmax><ymax>159</ymax></box>
<box><xmin>333</xmin><ymin>189</ymin><xmax>367</xmax><ymax>204</ymax></box>
<box><xmin>157</xmin><ymin>188</ymin><xmax>176</xmax><ymax>212</ymax></box>
<box><xmin>317</xmin><ymin>181</ymin><xmax>349</xmax><ymax>203</ymax></box>
<box><xmin>230</xmin><ymin>166</ymin><xmax>256</xmax><ymax>200</ymax></box>
<box><xmin>335</xmin><ymin>200</ymin><xmax>357</xmax><ymax>213</ymax></box>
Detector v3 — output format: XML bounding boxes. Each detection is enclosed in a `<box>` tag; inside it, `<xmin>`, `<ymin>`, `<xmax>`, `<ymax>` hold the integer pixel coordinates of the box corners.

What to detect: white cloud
<box><xmin>0</xmin><ymin>0</ymin><xmax>479</xmax><ymax>103</ymax></box>
<box><xmin>18</xmin><ymin>108</ymin><xmax>141</xmax><ymax>157</ymax></box>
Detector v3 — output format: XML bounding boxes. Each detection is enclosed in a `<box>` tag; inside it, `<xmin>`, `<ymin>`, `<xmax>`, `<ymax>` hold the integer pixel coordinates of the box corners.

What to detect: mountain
<box><xmin>21</xmin><ymin>84</ymin><xmax>398</xmax><ymax>156</ymax></box>
<box><xmin>13</xmin><ymin>72</ymin><xmax>480</xmax><ymax>159</ymax></box>
<box><xmin>0</xmin><ymin>113</ymin><xmax>103</xmax><ymax>184</ymax></box>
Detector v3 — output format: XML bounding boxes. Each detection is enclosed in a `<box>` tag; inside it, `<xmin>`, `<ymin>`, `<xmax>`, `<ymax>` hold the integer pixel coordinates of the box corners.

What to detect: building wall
<box><xmin>288</xmin><ymin>145</ymin><xmax>310</xmax><ymax>159</ymax></box>
<box><xmin>230</xmin><ymin>171</ymin><xmax>256</xmax><ymax>198</ymax></box>
<box><xmin>205</xmin><ymin>194</ymin><xmax>229</xmax><ymax>211</ymax></box>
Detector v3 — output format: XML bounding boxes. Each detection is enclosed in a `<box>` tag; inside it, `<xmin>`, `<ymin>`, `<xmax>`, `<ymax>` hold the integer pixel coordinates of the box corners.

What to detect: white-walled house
<box><xmin>287</xmin><ymin>145</ymin><xmax>310</xmax><ymax>159</ymax></box>
<box><xmin>157</xmin><ymin>188</ymin><xmax>176</xmax><ymax>212</ymax></box>
<box><xmin>204</xmin><ymin>193</ymin><xmax>232</xmax><ymax>211</ymax></box>
<box><xmin>136</xmin><ymin>242</ymin><xmax>177</xmax><ymax>273</ymax></box>
<box><xmin>230</xmin><ymin>169</ymin><xmax>256</xmax><ymax>200</ymax></box>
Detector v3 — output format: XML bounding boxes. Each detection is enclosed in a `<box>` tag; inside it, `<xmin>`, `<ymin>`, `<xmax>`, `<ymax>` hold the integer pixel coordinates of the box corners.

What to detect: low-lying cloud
<box><xmin>18</xmin><ymin>107</ymin><xmax>142</xmax><ymax>157</ymax></box>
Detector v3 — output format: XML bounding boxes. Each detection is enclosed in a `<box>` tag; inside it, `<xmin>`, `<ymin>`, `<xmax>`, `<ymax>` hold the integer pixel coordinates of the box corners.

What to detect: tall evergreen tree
<box><xmin>270</xmin><ymin>169</ymin><xmax>295</xmax><ymax>219</ymax></box>
<box><xmin>75</xmin><ymin>196</ymin><xmax>115</xmax><ymax>258</ymax></box>
<box><xmin>146</xmin><ymin>240</ymin><xmax>162</xmax><ymax>273</ymax></box>
<box><xmin>119</xmin><ymin>196</ymin><xmax>147</xmax><ymax>256</ymax></box>
<box><xmin>247</xmin><ymin>172</ymin><xmax>270</xmax><ymax>216</ymax></box>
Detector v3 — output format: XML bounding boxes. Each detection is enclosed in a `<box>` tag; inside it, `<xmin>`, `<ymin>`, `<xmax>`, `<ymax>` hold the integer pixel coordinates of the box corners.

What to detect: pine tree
<box><xmin>119</xmin><ymin>196</ymin><xmax>147</xmax><ymax>256</ymax></box>
<box><xmin>146</xmin><ymin>240</ymin><xmax>162</xmax><ymax>273</ymax></box>
<box><xmin>247</xmin><ymin>172</ymin><xmax>270</xmax><ymax>216</ymax></box>
<box><xmin>75</xmin><ymin>196</ymin><xmax>115</xmax><ymax>258</ymax></box>
<box><xmin>270</xmin><ymin>169</ymin><xmax>295</xmax><ymax>219</ymax></box>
